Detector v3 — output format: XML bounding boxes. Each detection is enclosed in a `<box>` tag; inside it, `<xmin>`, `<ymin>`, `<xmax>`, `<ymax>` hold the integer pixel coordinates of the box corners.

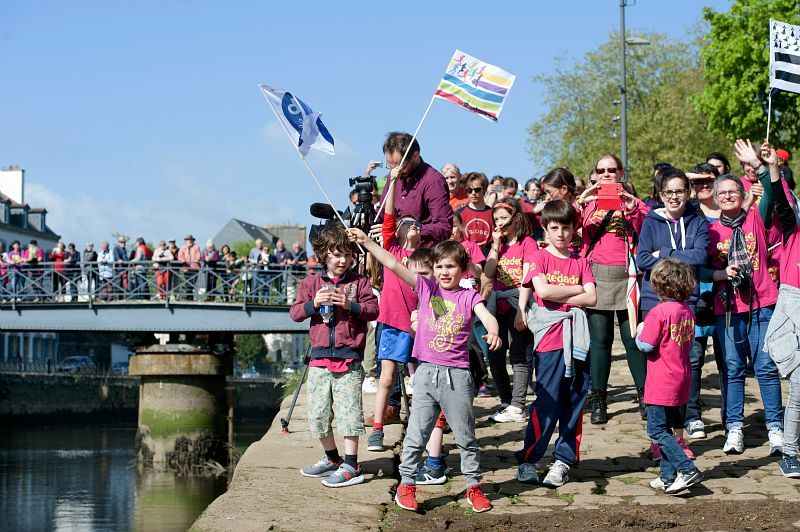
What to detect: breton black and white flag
<box><xmin>771</xmin><ymin>18</ymin><xmax>800</xmax><ymax>94</ymax></box>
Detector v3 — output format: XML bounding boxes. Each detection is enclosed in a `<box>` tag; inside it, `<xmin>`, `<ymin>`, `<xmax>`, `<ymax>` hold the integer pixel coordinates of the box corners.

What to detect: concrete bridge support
<box><xmin>129</xmin><ymin>339</ymin><xmax>233</xmax><ymax>472</ymax></box>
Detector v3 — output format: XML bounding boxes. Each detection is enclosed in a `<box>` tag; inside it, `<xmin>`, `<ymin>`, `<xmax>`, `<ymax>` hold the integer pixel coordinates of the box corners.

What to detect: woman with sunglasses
<box><xmin>702</xmin><ymin>139</ymin><xmax>784</xmax><ymax>457</ymax></box>
<box><xmin>636</xmin><ymin>167</ymin><xmax>709</xmax><ymax>459</ymax></box>
<box><xmin>577</xmin><ymin>154</ymin><xmax>649</xmax><ymax>424</ymax></box>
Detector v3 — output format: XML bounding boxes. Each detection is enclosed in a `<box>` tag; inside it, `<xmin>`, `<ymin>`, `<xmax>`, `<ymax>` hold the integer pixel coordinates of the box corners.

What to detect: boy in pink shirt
<box><xmin>515</xmin><ymin>201</ymin><xmax>596</xmax><ymax>487</ymax></box>
<box><xmin>349</xmin><ymin>228</ymin><xmax>502</xmax><ymax>514</ymax></box>
<box><xmin>635</xmin><ymin>258</ymin><xmax>703</xmax><ymax>495</ymax></box>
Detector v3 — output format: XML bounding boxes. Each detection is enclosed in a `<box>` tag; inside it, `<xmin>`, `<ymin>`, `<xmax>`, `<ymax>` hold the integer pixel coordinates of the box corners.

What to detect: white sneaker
<box><xmin>362</xmin><ymin>377</ymin><xmax>378</xmax><ymax>394</ymax></box>
<box><xmin>723</xmin><ymin>428</ymin><xmax>744</xmax><ymax>454</ymax></box>
<box><xmin>768</xmin><ymin>427</ymin><xmax>784</xmax><ymax>456</ymax></box>
<box><xmin>649</xmin><ymin>477</ymin><xmax>668</xmax><ymax>490</ymax></box>
<box><xmin>404</xmin><ymin>375</ymin><xmax>414</xmax><ymax>396</ymax></box>
<box><xmin>685</xmin><ymin>420</ymin><xmax>706</xmax><ymax>439</ymax></box>
<box><xmin>665</xmin><ymin>469</ymin><xmax>703</xmax><ymax>495</ymax></box>
<box><xmin>542</xmin><ymin>460</ymin><xmax>570</xmax><ymax>488</ymax></box>
<box><xmin>489</xmin><ymin>405</ymin><xmax>525</xmax><ymax>423</ymax></box>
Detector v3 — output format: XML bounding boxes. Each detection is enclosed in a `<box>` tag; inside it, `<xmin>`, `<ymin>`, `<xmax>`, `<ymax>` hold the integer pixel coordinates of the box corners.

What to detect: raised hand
<box><xmin>734</xmin><ymin>139</ymin><xmax>761</xmax><ymax>168</ymax></box>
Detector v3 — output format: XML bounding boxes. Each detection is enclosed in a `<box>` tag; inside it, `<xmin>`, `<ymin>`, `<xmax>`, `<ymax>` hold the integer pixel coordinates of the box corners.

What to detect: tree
<box><xmin>527</xmin><ymin>31</ymin><xmax>728</xmax><ymax>194</ymax></box>
<box><xmin>235</xmin><ymin>334</ymin><xmax>267</xmax><ymax>369</ymax></box>
<box><xmin>231</xmin><ymin>240</ymin><xmax>256</xmax><ymax>258</ymax></box>
<box><xmin>695</xmin><ymin>0</ymin><xmax>800</xmax><ymax>149</ymax></box>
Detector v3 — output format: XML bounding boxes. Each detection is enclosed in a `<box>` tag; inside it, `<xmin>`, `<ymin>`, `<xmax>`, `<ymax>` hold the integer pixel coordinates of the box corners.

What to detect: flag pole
<box><xmin>259</xmin><ymin>88</ymin><xmax>363</xmax><ymax>251</ymax></box>
<box><xmin>766</xmin><ymin>89</ymin><xmax>774</xmax><ymax>143</ymax></box>
<box><xmin>374</xmin><ymin>94</ymin><xmax>437</xmax><ymax>220</ymax></box>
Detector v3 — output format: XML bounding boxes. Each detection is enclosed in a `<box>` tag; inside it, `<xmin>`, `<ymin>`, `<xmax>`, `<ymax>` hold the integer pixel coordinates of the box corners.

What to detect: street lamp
<box><xmin>619</xmin><ymin>0</ymin><xmax>650</xmax><ymax>172</ymax></box>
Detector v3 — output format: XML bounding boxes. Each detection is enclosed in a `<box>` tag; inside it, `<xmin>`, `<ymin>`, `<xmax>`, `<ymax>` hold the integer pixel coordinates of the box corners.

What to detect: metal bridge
<box><xmin>0</xmin><ymin>261</ymin><xmax>314</xmax><ymax>333</ymax></box>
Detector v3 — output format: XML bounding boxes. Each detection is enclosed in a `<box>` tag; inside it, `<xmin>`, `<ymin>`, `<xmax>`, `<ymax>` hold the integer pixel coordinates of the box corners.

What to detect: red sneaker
<box><xmin>465</xmin><ymin>485</ymin><xmax>492</xmax><ymax>513</ymax></box>
<box><xmin>395</xmin><ymin>484</ymin><xmax>419</xmax><ymax>512</ymax></box>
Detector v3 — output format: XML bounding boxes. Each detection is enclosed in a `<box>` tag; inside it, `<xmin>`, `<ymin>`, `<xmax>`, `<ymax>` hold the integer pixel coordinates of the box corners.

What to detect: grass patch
<box><xmin>508</xmin><ymin>494</ymin><xmax>519</xmax><ymax>505</ymax></box>
<box><xmin>619</xmin><ymin>477</ymin><xmax>640</xmax><ymax>485</ymax></box>
<box><xmin>443</xmin><ymin>477</ymin><xmax>453</xmax><ymax>494</ymax></box>
<box><xmin>556</xmin><ymin>492</ymin><xmax>576</xmax><ymax>503</ymax></box>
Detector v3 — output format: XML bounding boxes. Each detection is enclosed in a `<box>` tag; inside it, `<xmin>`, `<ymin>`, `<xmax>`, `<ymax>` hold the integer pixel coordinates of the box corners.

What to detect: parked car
<box><xmin>57</xmin><ymin>356</ymin><xmax>97</xmax><ymax>374</ymax></box>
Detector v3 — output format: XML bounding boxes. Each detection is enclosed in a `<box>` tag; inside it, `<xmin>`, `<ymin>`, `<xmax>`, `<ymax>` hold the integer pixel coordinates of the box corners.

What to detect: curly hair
<box><xmin>650</xmin><ymin>258</ymin><xmax>696</xmax><ymax>303</ymax></box>
<box><xmin>311</xmin><ymin>225</ymin><xmax>357</xmax><ymax>265</ymax></box>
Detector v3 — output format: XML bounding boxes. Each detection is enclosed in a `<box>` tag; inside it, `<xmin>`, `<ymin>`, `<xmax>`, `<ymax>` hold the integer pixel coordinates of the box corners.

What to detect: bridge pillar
<box><xmin>129</xmin><ymin>342</ymin><xmax>233</xmax><ymax>472</ymax></box>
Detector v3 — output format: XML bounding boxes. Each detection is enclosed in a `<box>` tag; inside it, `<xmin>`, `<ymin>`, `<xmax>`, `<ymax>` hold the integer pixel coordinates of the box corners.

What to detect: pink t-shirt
<box><xmin>461</xmin><ymin>239</ymin><xmax>486</xmax><ymax>279</ymax></box>
<box><xmin>377</xmin><ymin>237</ymin><xmax>416</xmax><ymax>332</ymax></box>
<box><xmin>780</xmin><ymin>229</ymin><xmax>800</xmax><ymax>289</ymax></box>
<box><xmin>412</xmin><ymin>275</ymin><xmax>483</xmax><ymax>369</ymax></box>
<box><xmin>493</xmin><ymin>236</ymin><xmax>536</xmax><ymax>314</ymax></box>
<box><xmin>580</xmin><ymin>199</ymin><xmax>648</xmax><ymax>266</ymax></box>
<box><xmin>743</xmin><ymin>177</ymin><xmax>794</xmax><ymax>285</ymax></box>
<box><xmin>524</xmin><ymin>249</ymin><xmax>594</xmax><ymax>352</ymax></box>
<box><xmin>707</xmin><ymin>207</ymin><xmax>779</xmax><ymax>315</ymax></box>
<box><xmin>639</xmin><ymin>301</ymin><xmax>695</xmax><ymax>406</ymax></box>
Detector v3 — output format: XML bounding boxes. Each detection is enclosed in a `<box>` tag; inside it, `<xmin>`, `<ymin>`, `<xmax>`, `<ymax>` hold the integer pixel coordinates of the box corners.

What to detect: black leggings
<box><xmin>588</xmin><ymin>308</ymin><xmax>646</xmax><ymax>391</ymax></box>
<box><xmin>487</xmin><ymin>310</ymin><xmax>533</xmax><ymax>408</ymax></box>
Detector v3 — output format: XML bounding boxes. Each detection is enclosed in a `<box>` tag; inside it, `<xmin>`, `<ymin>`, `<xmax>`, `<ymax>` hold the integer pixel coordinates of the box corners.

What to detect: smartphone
<box><xmin>597</xmin><ymin>182</ymin><xmax>623</xmax><ymax>211</ymax></box>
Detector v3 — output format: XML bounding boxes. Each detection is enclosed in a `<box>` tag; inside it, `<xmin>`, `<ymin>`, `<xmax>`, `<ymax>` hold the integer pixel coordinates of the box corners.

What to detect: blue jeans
<box><xmin>646</xmin><ymin>405</ymin><xmax>695</xmax><ymax>483</ymax></box>
<box><xmin>716</xmin><ymin>306</ymin><xmax>783</xmax><ymax>431</ymax></box>
<box><xmin>685</xmin><ymin>335</ymin><xmax>726</xmax><ymax>427</ymax></box>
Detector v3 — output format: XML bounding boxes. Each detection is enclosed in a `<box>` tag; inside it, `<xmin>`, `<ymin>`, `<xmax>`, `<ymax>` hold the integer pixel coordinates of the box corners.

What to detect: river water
<box><xmin>0</xmin><ymin>423</ymin><xmax>268</xmax><ymax>531</ymax></box>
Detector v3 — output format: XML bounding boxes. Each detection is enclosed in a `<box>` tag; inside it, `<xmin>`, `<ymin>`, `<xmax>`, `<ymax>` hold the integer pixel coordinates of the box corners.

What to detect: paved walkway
<box><xmin>193</xmin><ymin>348</ymin><xmax>798</xmax><ymax>530</ymax></box>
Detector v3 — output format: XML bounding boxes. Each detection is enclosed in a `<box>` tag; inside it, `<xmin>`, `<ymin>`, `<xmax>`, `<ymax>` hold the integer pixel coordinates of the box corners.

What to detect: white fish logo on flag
<box><xmin>259</xmin><ymin>85</ymin><xmax>335</xmax><ymax>156</ymax></box>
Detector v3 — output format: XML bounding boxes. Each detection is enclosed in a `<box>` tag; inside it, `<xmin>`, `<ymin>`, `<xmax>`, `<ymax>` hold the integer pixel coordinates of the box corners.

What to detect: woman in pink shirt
<box><xmin>483</xmin><ymin>198</ymin><xmax>536</xmax><ymax>423</ymax></box>
<box><xmin>702</xmin><ymin>139</ymin><xmax>784</xmax><ymax>456</ymax></box>
<box><xmin>577</xmin><ymin>154</ymin><xmax>649</xmax><ymax>425</ymax></box>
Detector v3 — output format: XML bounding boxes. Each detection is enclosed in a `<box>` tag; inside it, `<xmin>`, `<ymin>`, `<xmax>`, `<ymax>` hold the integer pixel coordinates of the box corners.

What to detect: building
<box><xmin>211</xmin><ymin>218</ymin><xmax>280</xmax><ymax>249</ymax></box>
<box><xmin>0</xmin><ymin>166</ymin><xmax>61</xmax><ymax>369</ymax></box>
<box><xmin>0</xmin><ymin>166</ymin><xmax>60</xmax><ymax>250</ymax></box>
<box><xmin>263</xmin><ymin>224</ymin><xmax>306</xmax><ymax>249</ymax></box>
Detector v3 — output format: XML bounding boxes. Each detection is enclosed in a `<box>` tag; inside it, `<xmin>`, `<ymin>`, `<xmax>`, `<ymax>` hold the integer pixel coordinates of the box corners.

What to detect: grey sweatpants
<box><xmin>784</xmin><ymin>367</ymin><xmax>800</xmax><ymax>457</ymax></box>
<box><xmin>398</xmin><ymin>362</ymin><xmax>481</xmax><ymax>487</ymax></box>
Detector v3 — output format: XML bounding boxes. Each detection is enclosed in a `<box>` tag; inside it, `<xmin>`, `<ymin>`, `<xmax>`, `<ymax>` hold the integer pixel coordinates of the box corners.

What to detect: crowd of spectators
<box><xmin>0</xmin><ymin>234</ymin><xmax>316</xmax><ymax>303</ymax></box>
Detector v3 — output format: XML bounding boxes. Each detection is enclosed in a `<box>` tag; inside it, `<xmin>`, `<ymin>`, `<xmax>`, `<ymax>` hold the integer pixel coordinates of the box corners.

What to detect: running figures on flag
<box><xmin>258</xmin><ymin>85</ymin><xmax>335</xmax><ymax>157</ymax></box>
<box><xmin>770</xmin><ymin>19</ymin><xmax>800</xmax><ymax>95</ymax></box>
<box><xmin>434</xmin><ymin>50</ymin><xmax>516</xmax><ymax>122</ymax></box>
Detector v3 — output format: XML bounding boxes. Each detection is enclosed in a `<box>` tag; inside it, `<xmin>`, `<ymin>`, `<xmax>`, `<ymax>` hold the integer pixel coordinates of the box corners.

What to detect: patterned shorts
<box><xmin>307</xmin><ymin>364</ymin><xmax>365</xmax><ymax>438</ymax></box>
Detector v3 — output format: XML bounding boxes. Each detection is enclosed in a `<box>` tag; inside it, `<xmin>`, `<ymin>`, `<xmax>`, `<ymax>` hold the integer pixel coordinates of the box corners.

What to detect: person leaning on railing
<box><xmin>152</xmin><ymin>240</ymin><xmax>174</xmax><ymax>300</ymax></box>
<box><xmin>178</xmin><ymin>234</ymin><xmax>201</xmax><ymax>301</ymax></box>
<box><xmin>201</xmin><ymin>240</ymin><xmax>220</xmax><ymax>301</ymax></box>
<box><xmin>97</xmin><ymin>242</ymin><xmax>114</xmax><ymax>301</ymax></box>
<box><xmin>82</xmin><ymin>243</ymin><xmax>98</xmax><ymax>299</ymax></box>
<box><xmin>7</xmin><ymin>241</ymin><xmax>23</xmax><ymax>300</ymax></box>
<box><xmin>65</xmin><ymin>243</ymin><xmax>80</xmax><ymax>300</ymax></box>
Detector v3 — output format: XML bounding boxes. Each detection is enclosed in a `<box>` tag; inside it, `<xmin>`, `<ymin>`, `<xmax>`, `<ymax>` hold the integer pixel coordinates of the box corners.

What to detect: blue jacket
<box><xmin>636</xmin><ymin>202</ymin><xmax>709</xmax><ymax>312</ymax></box>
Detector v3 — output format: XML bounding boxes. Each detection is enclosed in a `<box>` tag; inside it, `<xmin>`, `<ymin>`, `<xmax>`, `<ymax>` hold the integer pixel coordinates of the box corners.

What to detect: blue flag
<box><xmin>259</xmin><ymin>84</ymin><xmax>335</xmax><ymax>156</ymax></box>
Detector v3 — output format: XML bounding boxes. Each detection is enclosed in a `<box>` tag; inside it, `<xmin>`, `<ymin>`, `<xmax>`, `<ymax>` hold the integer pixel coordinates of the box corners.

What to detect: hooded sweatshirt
<box><xmin>636</xmin><ymin>202</ymin><xmax>709</xmax><ymax>312</ymax></box>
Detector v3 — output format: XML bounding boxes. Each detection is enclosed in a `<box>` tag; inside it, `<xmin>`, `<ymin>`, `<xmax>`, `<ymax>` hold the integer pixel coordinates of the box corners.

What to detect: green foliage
<box><xmin>696</xmin><ymin>0</ymin><xmax>800</xmax><ymax>148</ymax></box>
<box><xmin>230</xmin><ymin>240</ymin><xmax>256</xmax><ymax>258</ymax></box>
<box><xmin>527</xmin><ymin>31</ymin><xmax>728</xmax><ymax>194</ymax></box>
<box><xmin>234</xmin><ymin>334</ymin><xmax>267</xmax><ymax>369</ymax></box>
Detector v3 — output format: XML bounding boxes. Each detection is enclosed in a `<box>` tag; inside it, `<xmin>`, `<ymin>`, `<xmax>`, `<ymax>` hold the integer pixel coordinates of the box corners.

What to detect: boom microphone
<box><xmin>310</xmin><ymin>202</ymin><xmax>338</xmax><ymax>220</ymax></box>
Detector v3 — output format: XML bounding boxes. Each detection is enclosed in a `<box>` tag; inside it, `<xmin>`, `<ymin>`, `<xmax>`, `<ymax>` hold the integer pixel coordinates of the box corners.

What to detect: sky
<box><xmin>0</xmin><ymin>0</ymin><xmax>731</xmax><ymax>248</ymax></box>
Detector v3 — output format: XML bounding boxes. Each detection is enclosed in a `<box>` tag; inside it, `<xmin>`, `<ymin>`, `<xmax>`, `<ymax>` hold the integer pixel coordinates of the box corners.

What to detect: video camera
<box><xmin>348</xmin><ymin>175</ymin><xmax>376</xmax><ymax>232</ymax></box>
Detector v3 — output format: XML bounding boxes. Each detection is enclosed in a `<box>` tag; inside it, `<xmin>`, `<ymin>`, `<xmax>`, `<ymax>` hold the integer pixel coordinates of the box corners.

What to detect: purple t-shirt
<box><xmin>412</xmin><ymin>275</ymin><xmax>484</xmax><ymax>369</ymax></box>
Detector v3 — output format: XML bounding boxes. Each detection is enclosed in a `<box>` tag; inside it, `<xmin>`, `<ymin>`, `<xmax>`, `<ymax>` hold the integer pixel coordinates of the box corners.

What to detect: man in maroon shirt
<box><xmin>372</xmin><ymin>132</ymin><xmax>453</xmax><ymax>248</ymax></box>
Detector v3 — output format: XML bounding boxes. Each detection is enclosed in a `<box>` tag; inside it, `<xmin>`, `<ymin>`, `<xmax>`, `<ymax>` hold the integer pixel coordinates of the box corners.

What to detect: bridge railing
<box><xmin>0</xmin><ymin>261</ymin><xmax>323</xmax><ymax>308</ymax></box>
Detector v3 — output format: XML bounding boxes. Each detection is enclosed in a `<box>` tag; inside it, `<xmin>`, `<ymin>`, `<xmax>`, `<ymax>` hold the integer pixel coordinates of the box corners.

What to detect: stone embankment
<box><xmin>194</xmin><ymin>350</ymin><xmax>800</xmax><ymax>531</ymax></box>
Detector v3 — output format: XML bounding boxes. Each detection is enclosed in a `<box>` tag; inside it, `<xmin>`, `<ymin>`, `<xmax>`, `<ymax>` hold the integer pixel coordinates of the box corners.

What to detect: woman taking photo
<box><xmin>578</xmin><ymin>154</ymin><xmax>649</xmax><ymax>424</ymax></box>
<box><xmin>703</xmin><ymin>139</ymin><xmax>784</xmax><ymax>456</ymax></box>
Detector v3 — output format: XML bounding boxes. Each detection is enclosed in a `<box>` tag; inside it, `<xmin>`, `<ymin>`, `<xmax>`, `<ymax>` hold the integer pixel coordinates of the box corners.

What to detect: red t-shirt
<box><xmin>524</xmin><ymin>249</ymin><xmax>594</xmax><ymax>352</ymax></box>
<box><xmin>458</xmin><ymin>205</ymin><xmax>494</xmax><ymax>249</ymax></box>
<box><xmin>639</xmin><ymin>301</ymin><xmax>694</xmax><ymax>406</ymax></box>
<box><xmin>378</xmin><ymin>213</ymin><xmax>416</xmax><ymax>332</ymax></box>
<box><xmin>461</xmin><ymin>240</ymin><xmax>486</xmax><ymax>279</ymax></box>
<box><xmin>493</xmin><ymin>236</ymin><xmax>536</xmax><ymax>314</ymax></box>
<box><xmin>706</xmin><ymin>207</ymin><xmax>779</xmax><ymax>314</ymax></box>
<box><xmin>580</xmin><ymin>199</ymin><xmax>648</xmax><ymax>266</ymax></box>
<box><xmin>450</xmin><ymin>189</ymin><xmax>469</xmax><ymax>212</ymax></box>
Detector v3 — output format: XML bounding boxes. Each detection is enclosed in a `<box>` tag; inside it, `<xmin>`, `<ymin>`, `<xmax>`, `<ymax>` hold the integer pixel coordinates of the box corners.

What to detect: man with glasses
<box><xmin>457</xmin><ymin>172</ymin><xmax>495</xmax><ymax>253</ymax></box>
<box><xmin>369</xmin><ymin>132</ymin><xmax>453</xmax><ymax>248</ymax></box>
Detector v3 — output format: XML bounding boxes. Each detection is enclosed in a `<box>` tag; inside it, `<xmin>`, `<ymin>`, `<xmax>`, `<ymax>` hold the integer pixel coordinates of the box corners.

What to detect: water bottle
<box><xmin>320</xmin><ymin>285</ymin><xmax>334</xmax><ymax>323</ymax></box>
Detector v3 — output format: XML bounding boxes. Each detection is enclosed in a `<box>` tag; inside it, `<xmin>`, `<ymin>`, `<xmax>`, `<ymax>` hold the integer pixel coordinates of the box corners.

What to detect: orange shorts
<box><xmin>435</xmin><ymin>411</ymin><xmax>448</xmax><ymax>429</ymax></box>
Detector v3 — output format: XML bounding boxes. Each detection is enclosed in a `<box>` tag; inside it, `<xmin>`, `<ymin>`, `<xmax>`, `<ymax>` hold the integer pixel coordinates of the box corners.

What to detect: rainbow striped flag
<box><xmin>434</xmin><ymin>50</ymin><xmax>516</xmax><ymax>122</ymax></box>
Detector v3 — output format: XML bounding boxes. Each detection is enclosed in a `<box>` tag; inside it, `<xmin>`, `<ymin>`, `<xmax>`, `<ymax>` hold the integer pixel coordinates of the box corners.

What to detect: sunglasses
<box><xmin>595</xmin><ymin>167</ymin><xmax>618</xmax><ymax>174</ymax></box>
<box><xmin>398</xmin><ymin>220</ymin><xmax>421</xmax><ymax>228</ymax></box>
<box><xmin>691</xmin><ymin>179</ymin><xmax>714</xmax><ymax>187</ymax></box>
<box><xmin>466</xmin><ymin>187</ymin><xmax>483</xmax><ymax>193</ymax></box>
